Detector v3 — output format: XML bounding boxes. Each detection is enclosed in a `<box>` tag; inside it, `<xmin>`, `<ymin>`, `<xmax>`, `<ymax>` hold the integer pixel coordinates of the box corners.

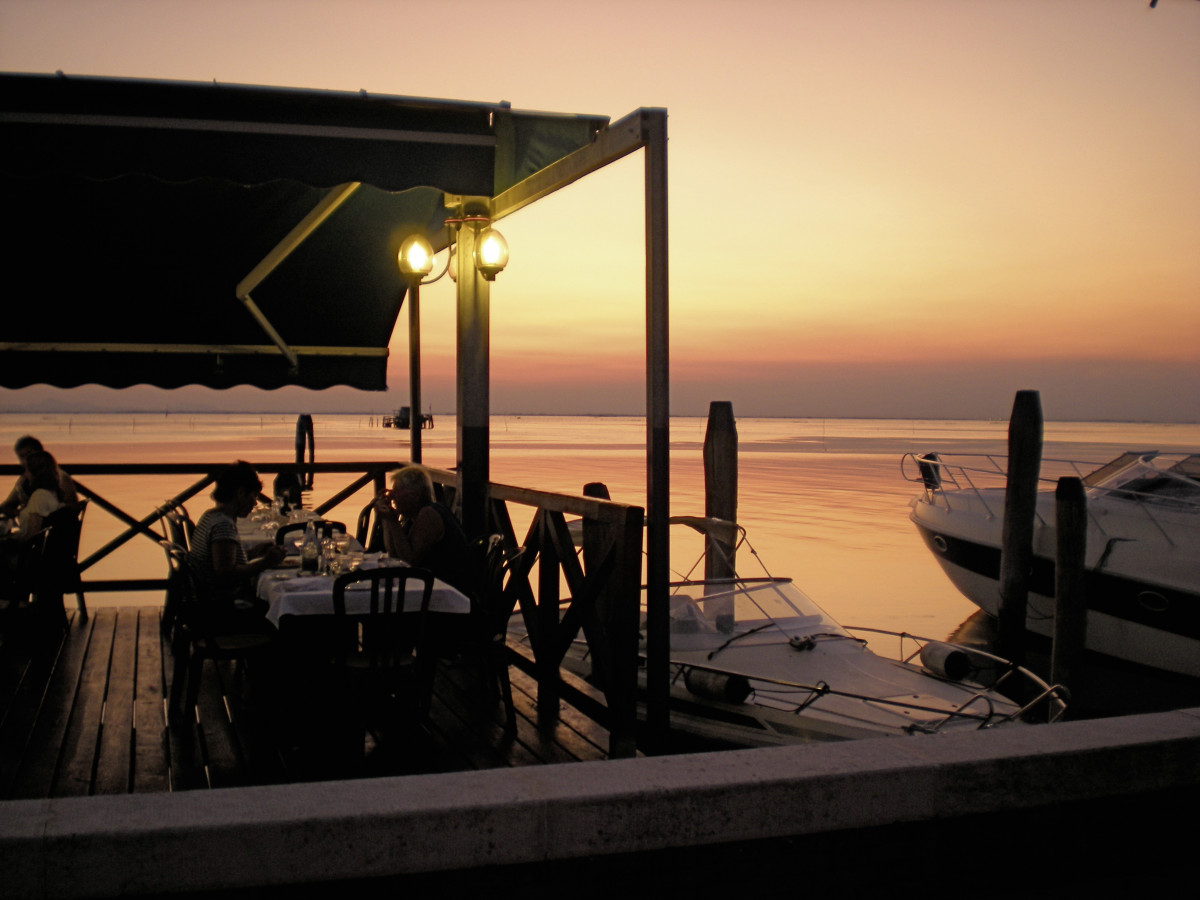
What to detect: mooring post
<box><xmin>703</xmin><ymin>401</ymin><xmax>738</xmax><ymax>633</ymax></box>
<box><xmin>703</xmin><ymin>401</ymin><xmax>738</xmax><ymax>578</ymax></box>
<box><xmin>1051</xmin><ymin>476</ymin><xmax>1088</xmax><ymax>714</ymax></box>
<box><xmin>998</xmin><ymin>390</ymin><xmax>1042</xmax><ymax>664</ymax></box>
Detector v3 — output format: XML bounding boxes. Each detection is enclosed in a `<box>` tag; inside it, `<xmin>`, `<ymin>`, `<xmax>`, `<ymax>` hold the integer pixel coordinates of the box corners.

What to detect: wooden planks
<box><xmin>0</xmin><ymin>607</ymin><xmax>616</xmax><ymax>800</ymax></box>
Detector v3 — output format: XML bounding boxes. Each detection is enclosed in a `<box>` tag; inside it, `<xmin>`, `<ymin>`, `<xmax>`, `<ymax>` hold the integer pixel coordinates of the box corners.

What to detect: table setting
<box><xmin>256</xmin><ymin>553</ymin><xmax>471</xmax><ymax>626</ymax></box>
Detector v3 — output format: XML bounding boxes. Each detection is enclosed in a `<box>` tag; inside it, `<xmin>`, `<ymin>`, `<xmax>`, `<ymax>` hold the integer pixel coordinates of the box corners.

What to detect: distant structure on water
<box><xmin>382</xmin><ymin>407</ymin><xmax>434</xmax><ymax>430</ymax></box>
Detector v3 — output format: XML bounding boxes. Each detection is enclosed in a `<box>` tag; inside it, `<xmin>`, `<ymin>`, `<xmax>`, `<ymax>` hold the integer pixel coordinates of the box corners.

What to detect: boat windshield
<box><xmin>664</xmin><ymin>578</ymin><xmax>851</xmax><ymax>641</ymax></box>
<box><xmin>1085</xmin><ymin>454</ymin><xmax>1200</xmax><ymax>508</ymax></box>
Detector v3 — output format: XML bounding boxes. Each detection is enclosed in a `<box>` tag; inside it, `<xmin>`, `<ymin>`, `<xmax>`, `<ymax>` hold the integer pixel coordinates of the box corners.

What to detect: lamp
<box><xmin>397</xmin><ymin>234</ymin><xmax>435</xmax><ymax>281</ymax></box>
<box><xmin>473</xmin><ymin>227</ymin><xmax>509</xmax><ymax>281</ymax></box>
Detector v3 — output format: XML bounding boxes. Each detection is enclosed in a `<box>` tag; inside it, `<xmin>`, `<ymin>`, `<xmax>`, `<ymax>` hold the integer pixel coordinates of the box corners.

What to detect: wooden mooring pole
<box><xmin>998</xmin><ymin>390</ymin><xmax>1042</xmax><ymax>664</ymax></box>
<box><xmin>703</xmin><ymin>402</ymin><xmax>738</xmax><ymax>633</ymax></box>
<box><xmin>1051</xmin><ymin>476</ymin><xmax>1088</xmax><ymax>713</ymax></box>
<box><xmin>703</xmin><ymin>401</ymin><xmax>738</xmax><ymax>579</ymax></box>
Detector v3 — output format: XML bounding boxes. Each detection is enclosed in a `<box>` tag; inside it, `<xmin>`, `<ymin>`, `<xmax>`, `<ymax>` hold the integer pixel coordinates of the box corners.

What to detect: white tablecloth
<box><xmin>257</xmin><ymin>560</ymin><xmax>471</xmax><ymax>626</ymax></box>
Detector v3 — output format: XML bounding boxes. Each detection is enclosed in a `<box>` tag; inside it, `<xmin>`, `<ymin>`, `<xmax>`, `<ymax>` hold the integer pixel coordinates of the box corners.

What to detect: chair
<box><xmin>462</xmin><ymin>535</ymin><xmax>527</xmax><ymax>727</ymax></box>
<box><xmin>161</xmin><ymin>541</ymin><xmax>276</xmax><ymax>716</ymax></box>
<box><xmin>274</xmin><ymin>519</ymin><xmax>347</xmax><ymax>546</ymax></box>
<box><xmin>38</xmin><ymin>500</ymin><xmax>89</xmax><ymax>620</ymax></box>
<box><xmin>0</xmin><ymin>526</ymin><xmax>49</xmax><ymax>617</ymax></box>
<box><xmin>330</xmin><ymin>566</ymin><xmax>436</xmax><ymax>746</ymax></box>
<box><xmin>355</xmin><ymin>501</ymin><xmax>384</xmax><ymax>553</ymax></box>
<box><xmin>161</xmin><ymin>503</ymin><xmax>194</xmax><ymax>552</ymax></box>
<box><xmin>160</xmin><ymin>506</ymin><xmax>195</xmax><ymax>635</ymax></box>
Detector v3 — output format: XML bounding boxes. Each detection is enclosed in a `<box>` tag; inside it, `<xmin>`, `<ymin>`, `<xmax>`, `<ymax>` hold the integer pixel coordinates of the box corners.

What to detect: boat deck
<box><xmin>0</xmin><ymin>606</ymin><xmax>616</xmax><ymax>799</ymax></box>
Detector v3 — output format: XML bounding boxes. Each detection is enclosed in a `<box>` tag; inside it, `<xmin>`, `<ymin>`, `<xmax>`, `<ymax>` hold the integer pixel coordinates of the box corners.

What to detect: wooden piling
<box><xmin>997</xmin><ymin>390</ymin><xmax>1042</xmax><ymax>664</ymax></box>
<box><xmin>703</xmin><ymin>401</ymin><xmax>738</xmax><ymax>581</ymax></box>
<box><xmin>1051</xmin><ymin>476</ymin><xmax>1088</xmax><ymax>710</ymax></box>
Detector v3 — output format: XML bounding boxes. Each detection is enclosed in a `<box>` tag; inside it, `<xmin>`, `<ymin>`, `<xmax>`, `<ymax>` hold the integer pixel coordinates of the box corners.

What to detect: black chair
<box><xmin>330</xmin><ymin>566</ymin><xmax>436</xmax><ymax>749</ymax></box>
<box><xmin>38</xmin><ymin>500</ymin><xmax>89</xmax><ymax>620</ymax></box>
<box><xmin>274</xmin><ymin>519</ymin><xmax>347</xmax><ymax>546</ymax></box>
<box><xmin>161</xmin><ymin>541</ymin><xmax>276</xmax><ymax>716</ymax></box>
<box><xmin>160</xmin><ymin>506</ymin><xmax>195</xmax><ymax>636</ymax></box>
<box><xmin>0</xmin><ymin>526</ymin><xmax>49</xmax><ymax>614</ymax></box>
<box><xmin>355</xmin><ymin>501</ymin><xmax>384</xmax><ymax>553</ymax></box>
<box><xmin>462</xmin><ymin>535</ymin><xmax>527</xmax><ymax>727</ymax></box>
<box><xmin>161</xmin><ymin>504</ymin><xmax>194</xmax><ymax>552</ymax></box>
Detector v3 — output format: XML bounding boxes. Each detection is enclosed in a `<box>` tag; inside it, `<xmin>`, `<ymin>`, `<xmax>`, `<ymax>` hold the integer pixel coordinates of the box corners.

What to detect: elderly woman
<box><xmin>375</xmin><ymin>465</ymin><xmax>474</xmax><ymax>595</ymax></box>
<box><xmin>188</xmin><ymin>461</ymin><xmax>285</xmax><ymax>623</ymax></box>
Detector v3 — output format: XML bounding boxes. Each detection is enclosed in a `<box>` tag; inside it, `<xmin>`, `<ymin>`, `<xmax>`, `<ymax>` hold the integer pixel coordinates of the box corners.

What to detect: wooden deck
<box><xmin>0</xmin><ymin>606</ymin><xmax>616</xmax><ymax>799</ymax></box>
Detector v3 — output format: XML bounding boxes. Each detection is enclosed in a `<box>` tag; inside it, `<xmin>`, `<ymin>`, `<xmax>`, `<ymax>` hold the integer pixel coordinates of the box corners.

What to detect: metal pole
<box><xmin>408</xmin><ymin>281</ymin><xmax>422</xmax><ymax>464</ymax></box>
<box><xmin>455</xmin><ymin>220</ymin><xmax>490</xmax><ymax>539</ymax></box>
<box><xmin>644</xmin><ymin>109</ymin><xmax>670</xmax><ymax>750</ymax></box>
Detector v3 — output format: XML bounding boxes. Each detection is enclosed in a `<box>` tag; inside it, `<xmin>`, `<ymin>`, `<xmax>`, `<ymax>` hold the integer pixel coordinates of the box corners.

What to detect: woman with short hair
<box><xmin>375</xmin><ymin>465</ymin><xmax>474</xmax><ymax>595</ymax></box>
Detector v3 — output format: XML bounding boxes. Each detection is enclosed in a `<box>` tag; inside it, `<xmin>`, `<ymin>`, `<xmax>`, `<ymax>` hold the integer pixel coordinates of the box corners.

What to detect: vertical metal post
<box><xmin>643</xmin><ymin>109</ymin><xmax>670</xmax><ymax>750</ymax></box>
<box><xmin>407</xmin><ymin>282</ymin><xmax>422</xmax><ymax>464</ymax></box>
<box><xmin>455</xmin><ymin>220</ymin><xmax>490</xmax><ymax>539</ymax></box>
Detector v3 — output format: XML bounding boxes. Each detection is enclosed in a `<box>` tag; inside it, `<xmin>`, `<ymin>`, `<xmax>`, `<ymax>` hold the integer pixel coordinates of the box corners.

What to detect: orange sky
<box><xmin>1</xmin><ymin>0</ymin><xmax>1197</xmax><ymax>420</ymax></box>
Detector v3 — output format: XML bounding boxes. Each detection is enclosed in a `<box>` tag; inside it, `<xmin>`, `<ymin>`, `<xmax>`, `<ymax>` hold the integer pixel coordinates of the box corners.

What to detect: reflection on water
<box><xmin>3</xmin><ymin>413</ymin><xmax>1197</xmax><ymax>655</ymax></box>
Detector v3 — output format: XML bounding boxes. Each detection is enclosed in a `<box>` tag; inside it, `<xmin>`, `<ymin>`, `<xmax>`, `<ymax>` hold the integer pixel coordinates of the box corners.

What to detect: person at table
<box><xmin>0</xmin><ymin>450</ymin><xmax>68</xmax><ymax>602</ymax></box>
<box><xmin>189</xmin><ymin>461</ymin><xmax>285</xmax><ymax>625</ymax></box>
<box><xmin>375</xmin><ymin>465</ymin><xmax>475</xmax><ymax>595</ymax></box>
<box><xmin>0</xmin><ymin>435</ymin><xmax>78</xmax><ymax>518</ymax></box>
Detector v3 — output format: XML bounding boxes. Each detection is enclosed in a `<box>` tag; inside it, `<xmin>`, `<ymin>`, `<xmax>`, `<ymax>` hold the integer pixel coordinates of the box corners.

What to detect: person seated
<box><xmin>0</xmin><ymin>450</ymin><xmax>67</xmax><ymax>604</ymax></box>
<box><xmin>11</xmin><ymin>451</ymin><xmax>67</xmax><ymax>541</ymax></box>
<box><xmin>375</xmin><ymin>465</ymin><xmax>475</xmax><ymax>596</ymax></box>
<box><xmin>1</xmin><ymin>435</ymin><xmax>77</xmax><ymax>518</ymax></box>
<box><xmin>188</xmin><ymin>461</ymin><xmax>285</xmax><ymax>629</ymax></box>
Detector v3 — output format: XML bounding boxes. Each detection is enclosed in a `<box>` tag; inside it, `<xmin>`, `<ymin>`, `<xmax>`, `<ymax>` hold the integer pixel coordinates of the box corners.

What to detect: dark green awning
<box><xmin>0</xmin><ymin>73</ymin><xmax>608</xmax><ymax>390</ymax></box>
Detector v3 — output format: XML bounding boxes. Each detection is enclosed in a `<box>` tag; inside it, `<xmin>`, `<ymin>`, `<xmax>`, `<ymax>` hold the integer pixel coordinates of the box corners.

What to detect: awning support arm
<box><xmin>234</xmin><ymin>181</ymin><xmax>363</xmax><ymax>370</ymax></box>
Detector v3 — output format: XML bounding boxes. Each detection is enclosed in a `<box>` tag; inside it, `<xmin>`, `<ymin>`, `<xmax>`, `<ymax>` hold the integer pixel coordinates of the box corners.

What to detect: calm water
<box><xmin>4</xmin><ymin>412</ymin><xmax>1198</xmax><ymax>643</ymax></box>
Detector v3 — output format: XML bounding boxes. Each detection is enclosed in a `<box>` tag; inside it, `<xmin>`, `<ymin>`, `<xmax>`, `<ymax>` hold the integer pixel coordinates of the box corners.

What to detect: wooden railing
<box><xmin>2</xmin><ymin>461</ymin><xmax>643</xmax><ymax>756</ymax></box>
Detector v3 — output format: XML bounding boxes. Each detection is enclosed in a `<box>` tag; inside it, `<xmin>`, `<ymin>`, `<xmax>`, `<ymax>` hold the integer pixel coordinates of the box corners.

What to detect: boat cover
<box><xmin>0</xmin><ymin>73</ymin><xmax>607</xmax><ymax>391</ymax></box>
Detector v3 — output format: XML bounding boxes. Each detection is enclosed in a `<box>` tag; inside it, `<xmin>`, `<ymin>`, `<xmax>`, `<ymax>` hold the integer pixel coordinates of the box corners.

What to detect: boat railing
<box><xmin>901</xmin><ymin>451</ymin><xmax>1199</xmax><ymax>542</ymax></box>
<box><xmin>536</xmin><ymin>632</ymin><xmax>1028</xmax><ymax>734</ymax></box>
<box><xmin>664</xmin><ymin>654</ymin><xmax>1018</xmax><ymax>733</ymax></box>
<box><xmin>843</xmin><ymin>625</ymin><xmax>1069</xmax><ymax>725</ymax></box>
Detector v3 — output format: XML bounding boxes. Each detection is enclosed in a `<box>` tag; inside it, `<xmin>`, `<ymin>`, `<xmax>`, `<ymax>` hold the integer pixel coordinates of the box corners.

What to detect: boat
<box><xmin>516</xmin><ymin>517</ymin><xmax>1065</xmax><ymax>747</ymax></box>
<box><xmin>904</xmin><ymin>450</ymin><xmax>1200</xmax><ymax>678</ymax></box>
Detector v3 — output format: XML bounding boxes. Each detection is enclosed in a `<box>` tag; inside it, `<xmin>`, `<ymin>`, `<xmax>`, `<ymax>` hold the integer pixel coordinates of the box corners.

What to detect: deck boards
<box><xmin>0</xmin><ymin>606</ymin><xmax>616</xmax><ymax>799</ymax></box>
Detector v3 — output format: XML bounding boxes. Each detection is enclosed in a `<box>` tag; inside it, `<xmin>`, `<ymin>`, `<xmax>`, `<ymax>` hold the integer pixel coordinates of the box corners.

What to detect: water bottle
<box><xmin>300</xmin><ymin>520</ymin><xmax>319</xmax><ymax>574</ymax></box>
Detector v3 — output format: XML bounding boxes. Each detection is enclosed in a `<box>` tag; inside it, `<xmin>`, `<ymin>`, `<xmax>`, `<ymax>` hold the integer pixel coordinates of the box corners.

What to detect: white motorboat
<box><xmin>905</xmin><ymin>451</ymin><xmax>1200</xmax><ymax>678</ymax></box>
<box><xmin>520</xmin><ymin>517</ymin><xmax>1065</xmax><ymax>747</ymax></box>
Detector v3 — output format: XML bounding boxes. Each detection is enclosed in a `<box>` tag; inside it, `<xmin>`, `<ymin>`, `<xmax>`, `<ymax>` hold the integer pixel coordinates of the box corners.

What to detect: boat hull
<box><xmin>910</xmin><ymin>490</ymin><xmax>1200</xmax><ymax>678</ymax></box>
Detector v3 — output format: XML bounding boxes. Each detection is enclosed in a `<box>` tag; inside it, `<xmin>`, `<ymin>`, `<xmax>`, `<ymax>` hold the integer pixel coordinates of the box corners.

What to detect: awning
<box><xmin>0</xmin><ymin>73</ymin><xmax>608</xmax><ymax>390</ymax></box>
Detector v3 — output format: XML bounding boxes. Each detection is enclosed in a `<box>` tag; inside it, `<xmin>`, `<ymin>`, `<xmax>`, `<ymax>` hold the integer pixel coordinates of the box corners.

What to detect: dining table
<box><xmin>256</xmin><ymin>557</ymin><xmax>472</xmax><ymax>627</ymax></box>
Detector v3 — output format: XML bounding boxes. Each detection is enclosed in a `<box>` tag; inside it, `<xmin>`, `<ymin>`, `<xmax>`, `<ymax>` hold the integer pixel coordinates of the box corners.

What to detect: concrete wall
<box><xmin>3</xmin><ymin>707</ymin><xmax>1199</xmax><ymax>898</ymax></box>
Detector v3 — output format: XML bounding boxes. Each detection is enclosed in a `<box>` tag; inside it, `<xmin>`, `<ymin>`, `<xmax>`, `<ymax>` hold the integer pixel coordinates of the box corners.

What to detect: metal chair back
<box><xmin>38</xmin><ymin>500</ymin><xmax>88</xmax><ymax>618</ymax></box>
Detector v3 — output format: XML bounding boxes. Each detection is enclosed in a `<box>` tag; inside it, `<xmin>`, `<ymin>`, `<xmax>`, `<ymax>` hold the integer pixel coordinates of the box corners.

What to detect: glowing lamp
<box><xmin>473</xmin><ymin>227</ymin><xmax>509</xmax><ymax>281</ymax></box>
<box><xmin>397</xmin><ymin>234</ymin><xmax>435</xmax><ymax>281</ymax></box>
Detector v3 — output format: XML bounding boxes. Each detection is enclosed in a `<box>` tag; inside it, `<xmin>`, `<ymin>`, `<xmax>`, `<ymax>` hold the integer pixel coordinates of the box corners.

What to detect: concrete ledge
<box><xmin>3</xmin><ymin>707</ymin><xmax>1200</xmax><ymax>898</ymax></box>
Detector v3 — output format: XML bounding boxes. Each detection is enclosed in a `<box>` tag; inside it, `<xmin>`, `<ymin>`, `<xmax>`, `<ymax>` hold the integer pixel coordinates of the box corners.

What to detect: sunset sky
<box><xmin>2</xmin><ymin>0</ymin><xmax>1197</xmax><ymax>421</ymax></box>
